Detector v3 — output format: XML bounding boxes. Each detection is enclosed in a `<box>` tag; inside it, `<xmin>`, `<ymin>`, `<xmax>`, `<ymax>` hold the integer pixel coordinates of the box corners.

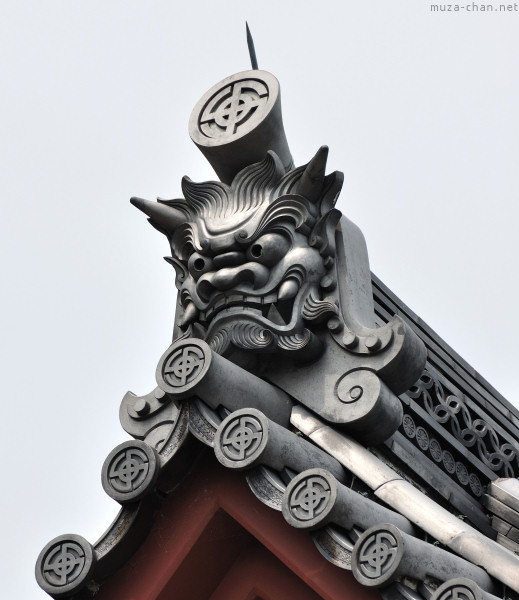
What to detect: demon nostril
<box><xmin>194</xmin><ymin>258</ymin><xmax>206</xmax><ymax>271</ymax></box>
<box><xmin>196</xmin><ymin>278</ymin><xmax>215</xmax><ymax>301</ymax></box>
<box><xmin>188</xmin><ymin>252</ymin><xmax>214</xmax><ymax>279</ymax></box>
<box><xmin>250</xmin><ymin>244</ymin><xmax>262</xmax><ymax>258</ymax></box>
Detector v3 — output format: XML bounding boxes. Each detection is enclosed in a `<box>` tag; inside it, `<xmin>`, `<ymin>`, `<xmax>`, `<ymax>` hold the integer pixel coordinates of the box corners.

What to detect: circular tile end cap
<box><xmin>214</xmin><ymin>407</ymin><xmax>269</xmax><ymax>469</ymax></box>
<box><xmin>35</xmin><ymin>533</ymin><xmax>96</xmax><ymax>598</ymax></box>
<box><xmin>101</xmin><ymin>440</ymin><xmax>160</xmax><ymax>504</ymax></box>
<box><xmin>156</xmin><ymin>338</ymin><xmax>212</xmax><ymax>397</ymax></box>
<box><xmin>432</xmin><ymin>578</ymin><xmax>483</xmax><ymax>600</ymax></box>
<box><xmin>189</xmin><ymin>70</ymin><xmax>280</xmax><ymax>147</ymax></box>
<box><xmin>351</xmin><ymin>523</ymin><xmax>404</xmax><ymax>587</ymax></box>
<box><xmin>282</xmin><ymin>468</ymin><xmax>338</xmax><ymax>529</ymax></box>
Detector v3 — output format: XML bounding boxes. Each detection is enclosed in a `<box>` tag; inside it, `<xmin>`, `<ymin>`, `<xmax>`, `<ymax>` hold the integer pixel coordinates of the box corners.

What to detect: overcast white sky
<box><xmin>1</xmin><ymin>1</ymin><xmax>518</xmax><ymax>597</ymax></box>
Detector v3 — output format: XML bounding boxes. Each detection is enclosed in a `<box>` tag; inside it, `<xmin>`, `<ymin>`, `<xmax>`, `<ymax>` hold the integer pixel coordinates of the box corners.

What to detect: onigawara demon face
<box><xmin>132</xmin><ymin>148</ymin><xmax>343</xmax><ymax>359</ymax></box>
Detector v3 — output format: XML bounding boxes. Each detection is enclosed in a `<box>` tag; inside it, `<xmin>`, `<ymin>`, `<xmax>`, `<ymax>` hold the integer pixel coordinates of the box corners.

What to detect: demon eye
<box><xmin>188</xmin><ymin>252</ymin><xmax>214</xmax><ymax>280</ymax></box>
<box><xmin>246</xmin><ymin>233</ymin><xmax>290</xmax><ymax>267</ymax></box>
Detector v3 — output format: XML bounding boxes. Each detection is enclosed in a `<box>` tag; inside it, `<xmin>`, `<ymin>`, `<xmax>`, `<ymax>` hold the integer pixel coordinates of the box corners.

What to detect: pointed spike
<box><xmin>306</xmin><ymin>145</ymin><xmax>329</xmax><ymax>179</ymax></box>
<box><xmin>130</xmin><ymin>197</ymin><xmax>185</xmax><ymax>231</ymax></box>
<box><xmin>164</xmin><ymin>256</ymin><xmax>188</xmax><ymax>282</ymax></box>
<box><xmin>275</xmin><ymin>299</ymin><xmax>294</xmax><ymax>324</ymax></box>
<box><xmin>179</xmin><ymin>302</ymin><xmax>199</xmax><ymax>330</ymax></box>
<box><xmin>297</xmin><ymin>146</ymin><xmax>329</xmax><ymax>203</ymax></box>
<box><xmin>246</xmin><ymin>22</ymin><xmax>259</xmax><ymax>70</ymax></box>
<box><xmin>267</xmin><ymin>303</ymin><xmax>286</xmax><ymax>326</ymax></box>
<box><xmin>278</xmin><ymin>279</ymin><xmax>299</xmax><ymax>302</ymax></box>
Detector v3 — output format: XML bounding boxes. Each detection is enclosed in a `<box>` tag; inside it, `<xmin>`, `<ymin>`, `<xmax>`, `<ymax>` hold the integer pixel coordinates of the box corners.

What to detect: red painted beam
<box><xmin>97</xmin><ymin>451</ymin><xmax>379</xmax><ymax>600</ymax></box>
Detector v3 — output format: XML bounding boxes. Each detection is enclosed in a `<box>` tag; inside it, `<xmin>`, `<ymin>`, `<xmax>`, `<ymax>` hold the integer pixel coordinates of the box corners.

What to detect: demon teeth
<box><xmin>227</xmin><ymin>294</ymin><xmax>245</xmax><ymax>306</ymax></box>
<box><xmin>202</xmin><ymin>289</ymin><xmax>294</xmax><ymax>326</ymax></box>
<box><xmin>278</xmin><ymin>279</ymin><xmax>300</xmax><ymax>301</ymax></box>
<box><xmin>214</xmin><ymin>297</ymin><xmax>227</xmax><ymax>311</ymax></box>
<box><xmin>263</xmin><ymin>293</ymin><xmax>277</xmax><ymax>304</ymax></box>
<box><xmin>267</xmin><ymin>303</ymin><xmax>286</xmax><ymax>325</ymax></box>
<box><xmin>244</xmin><ymin>296</ymin><xmax>262</xmax><ymax>308</ymax></box>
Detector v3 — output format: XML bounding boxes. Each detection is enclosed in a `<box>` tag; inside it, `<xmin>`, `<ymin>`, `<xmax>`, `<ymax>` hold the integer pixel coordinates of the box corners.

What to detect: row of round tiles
<box><xmin>402</xmin><ymin>414</ymin><xmax>483</xmax><ymax>497</ymax></box>
<box><xmin>37</xmin><ymin>412</ymin><xmax>487</xmax><ymax>598</ymax></box>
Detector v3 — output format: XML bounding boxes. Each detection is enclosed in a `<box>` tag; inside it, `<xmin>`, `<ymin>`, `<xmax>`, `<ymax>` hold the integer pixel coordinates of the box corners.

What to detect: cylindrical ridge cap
<box><xmin>283</xmin><ymin>468</ymin><xmax>414</xmax><ymax>534</ymax></box>
<box><xmin>157</xmin><ymin>337</ymin><xmax>293</xmax><ymax>427</ymax></box>
<box><xmin>156</xmin><ymin>338</ymin><xmax>212</xmax><ymax>398</ymax></box>
<box><xmin>214</xmin><ymin>408</ymin><xmax>345</xmax><ymax>479</ymax></box>
<box><xmin>189</xmin><ymin>70</ymin><xmax>292</xmax><ymax>184</ymax></box>
<box><xmin>352</xmin><ymin>523</ymin><xmax>496</xmax><ymax>592</ymax></box>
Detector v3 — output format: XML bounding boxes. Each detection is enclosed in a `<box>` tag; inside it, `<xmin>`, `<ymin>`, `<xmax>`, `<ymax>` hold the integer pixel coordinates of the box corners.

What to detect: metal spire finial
<box><xmin>246</xmin><ymin>22</ymin><xmax>259</xmax><ymax>70</ymax></box>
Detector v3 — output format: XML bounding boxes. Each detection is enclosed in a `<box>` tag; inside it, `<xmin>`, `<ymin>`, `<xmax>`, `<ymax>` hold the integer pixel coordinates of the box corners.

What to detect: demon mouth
<box><xmin>179</xmin><ymin>266</ymin><xmax>306</xmax><ymax>332</ymax></box>
<box><xmin>200</xmin><ymin>289</ymin><xmax>297</xmax><ymax>328</ymax></box>
<box><xmin>179</xmin><ymin>292</ymin><xmax>297</xmax><ymax>332</ymax></box>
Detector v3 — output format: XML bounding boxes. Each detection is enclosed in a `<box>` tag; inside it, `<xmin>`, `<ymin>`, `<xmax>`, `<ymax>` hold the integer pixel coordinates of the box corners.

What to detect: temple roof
<box><xmin>34</xmin><ymin>63</ymin><xmax>519</xmax><ymax>600</ymax></box>
<box><xmin>35</xmin><ymin>273</ymin><xmax>519</xmax><ymax>600</ymax></box>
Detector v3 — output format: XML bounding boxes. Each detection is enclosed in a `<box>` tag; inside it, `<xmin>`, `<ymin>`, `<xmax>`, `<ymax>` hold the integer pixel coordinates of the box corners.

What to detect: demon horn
<box><xmin>130</xmin><ymin>197</ymin><xmax>186</xmax><ymax>231</ymax></box>
<box><xmin>296</xmin><ymin>145</ymin><xmax>328</xmax><ymax>203</ymax></box>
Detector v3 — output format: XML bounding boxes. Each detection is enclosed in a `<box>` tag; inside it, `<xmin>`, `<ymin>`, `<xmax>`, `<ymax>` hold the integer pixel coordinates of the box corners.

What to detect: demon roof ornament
<box><xmin>36</xmin><ymin>40</ymin><xmax>519</xmax><ymax>600</ymax></box>
<box><xmin>129</xmin><ymin>65</ymin><xmax>426</xmax><ymax>444</ymax></box>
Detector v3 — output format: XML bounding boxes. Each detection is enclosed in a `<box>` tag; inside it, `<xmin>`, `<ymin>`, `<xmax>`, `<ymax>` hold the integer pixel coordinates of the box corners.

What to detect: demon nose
<box><xmin>213</xmin><ymin>251</ymin><xmax>246</xmax><ymax>269</ymax></box>
<box><xmin>196</xmin><ymin>262</ymin><xmax>270</xmax><ymax>301</ymax></box>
